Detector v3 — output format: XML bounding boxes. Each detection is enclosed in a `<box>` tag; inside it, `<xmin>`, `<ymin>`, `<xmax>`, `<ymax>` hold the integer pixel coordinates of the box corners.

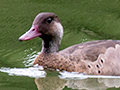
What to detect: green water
<box><xmin>1</xmin><ymin>0</ymin><xmax>120</xmax><ymax>90</ymax></box>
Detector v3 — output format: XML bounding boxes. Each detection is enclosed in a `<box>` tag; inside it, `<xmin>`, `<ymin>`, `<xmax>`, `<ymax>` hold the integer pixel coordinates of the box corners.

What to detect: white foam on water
<box><xmin>1</xmin><ymin>66</ymin><xmax>120</xmax><ymax>79</ymax></box>
<box><xmin>23</xmin><ymin>49</ymin><xmax>40</xmax><ymax>67</ymax></box>
<box><xmin>59</xmin><ymin>71</ymin><xmax>120</xmax><ymax>80</ymax></box>
<box><xmin>0</xmin><ymin>65</ymin><xmax>46</xmax><ymax>78</ymax></box>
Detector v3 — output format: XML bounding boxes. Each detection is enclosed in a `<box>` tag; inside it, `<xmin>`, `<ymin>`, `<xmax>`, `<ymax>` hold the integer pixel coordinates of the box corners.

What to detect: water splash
<box><xmin>1</xmin><ymin>65</ymin><xmax>120</xmax><ymax>79</ymax></box>
<box><xmin>59</xmin><ymin>71</ymin><xmax>120</xmax><ymax>80</ymax></box>
<box><xmin>0</xmin><ymin>65</ymin><xmax>46</xmax><ymax>78</ymax></box>
<box><xmin>23</xmin><ymin>48</ymin><xmax>40</xmax><ymax>67</ymax></box>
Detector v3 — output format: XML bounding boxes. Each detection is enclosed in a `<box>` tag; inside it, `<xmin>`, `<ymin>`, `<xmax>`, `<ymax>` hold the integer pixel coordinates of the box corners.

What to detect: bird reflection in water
<box><xmin>35</xmin><ymin>76</ymin><xmax>120</xmax><ymax>90</ymax></box>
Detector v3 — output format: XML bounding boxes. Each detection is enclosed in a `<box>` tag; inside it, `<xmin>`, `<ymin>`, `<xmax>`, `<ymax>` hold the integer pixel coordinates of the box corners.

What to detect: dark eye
<box><xmin>47</xmin><ymin>18</ymin><xmax>53</xmax><ymax>23</ymax></box>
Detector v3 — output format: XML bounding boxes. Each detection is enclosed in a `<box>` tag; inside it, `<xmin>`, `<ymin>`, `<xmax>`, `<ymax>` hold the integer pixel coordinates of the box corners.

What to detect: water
<box><xmin>1</xmin><ymin>0</ymin><xmax>120</xmax><ymax>90</ymax></box>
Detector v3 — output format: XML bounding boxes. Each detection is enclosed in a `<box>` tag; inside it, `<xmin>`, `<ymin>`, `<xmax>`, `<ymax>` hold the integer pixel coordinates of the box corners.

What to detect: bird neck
<box><xmin>41</xmin><ymin>36</ymin><xmax>62</xmax><ymax>53</ymax></box>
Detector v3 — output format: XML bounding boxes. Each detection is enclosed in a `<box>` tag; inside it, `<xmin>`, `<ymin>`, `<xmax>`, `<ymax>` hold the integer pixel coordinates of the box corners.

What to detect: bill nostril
<box><xmin>32</xmin><ymin>29</ymin><xmax>35</xmax><ymax>31</ymax></box>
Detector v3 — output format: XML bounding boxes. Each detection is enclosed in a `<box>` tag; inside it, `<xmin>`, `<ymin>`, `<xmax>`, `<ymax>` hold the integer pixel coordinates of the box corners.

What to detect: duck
<box><xmin>19</xmin><ymin>12</ymin><xmax>120</xmax><ymax>75</ymax></box>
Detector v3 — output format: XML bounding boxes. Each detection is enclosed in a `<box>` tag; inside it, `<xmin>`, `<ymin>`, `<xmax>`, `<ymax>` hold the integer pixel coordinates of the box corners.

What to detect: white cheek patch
<box><xmin>54</xmin><ymin>22</ymin><xmax>64</xmax><ymax>38</ymax></box>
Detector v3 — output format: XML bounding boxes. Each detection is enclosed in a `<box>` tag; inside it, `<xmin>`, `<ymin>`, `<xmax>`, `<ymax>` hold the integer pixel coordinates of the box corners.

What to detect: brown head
<box><xmin>19</xmin><ymin>12</ymin><xmax>63</xmax><ymax>41</ymax></box>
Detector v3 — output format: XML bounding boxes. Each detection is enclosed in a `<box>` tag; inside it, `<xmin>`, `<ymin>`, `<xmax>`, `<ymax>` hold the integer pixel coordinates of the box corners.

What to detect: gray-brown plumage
<box><xmin>19</xmin><ymin>12</ymin><xmax>120</xmax><ymax>75</ymax></box>
<box><xmin>88</xmin><ymin>44</ymin><xmax>120</xmax><ymax>75</ymax></box>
